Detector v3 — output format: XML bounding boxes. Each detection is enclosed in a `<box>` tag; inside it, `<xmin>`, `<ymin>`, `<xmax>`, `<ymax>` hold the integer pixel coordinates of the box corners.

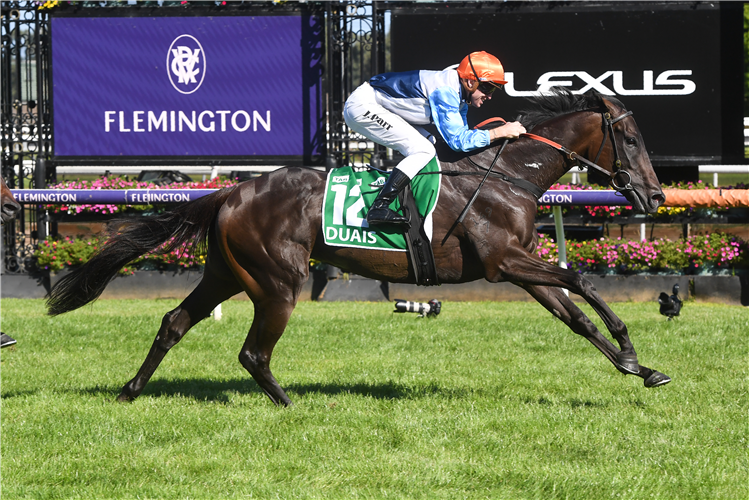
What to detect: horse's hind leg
<box><xmin>223</xmin><ymin>245</ymin><xmax>307</xmax><ymax>406</ymax></box>
<box><xmin>522</xmin><ymin>284</ymin><xmax>670</xmax><ymax>387</ymax></box>
<box><xmin>117</xmin><ymin>268</ymin><xmax>243</xmax><ymax>402</ymax></box>
<box><xmin>238</xmin><ymin>297</ymin><xmax>297</xmax><ymax>407</ymax></box>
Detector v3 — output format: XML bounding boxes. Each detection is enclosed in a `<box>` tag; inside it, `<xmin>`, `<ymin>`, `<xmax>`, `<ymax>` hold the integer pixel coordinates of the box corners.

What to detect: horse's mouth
<box><xmin>1</xmin><ymin>207</ymin><xmax>19</xmax><ymax>223</ymax></box>
<box><xmin>0</xmin><ymin>200</ymin><xmax>21</xmax><ymax>226</ymax></box>
<box><xmin>626</xmin><ymin>186</ymin><xmax>665</xmax><ymax>214</ymax></box>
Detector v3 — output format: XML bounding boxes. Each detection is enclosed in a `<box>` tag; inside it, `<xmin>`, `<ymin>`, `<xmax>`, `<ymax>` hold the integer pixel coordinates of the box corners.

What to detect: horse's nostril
<box><xmin>652</xmin><ymin>193</ymin><xmax>665</xmax><ymax>205</ymax></box>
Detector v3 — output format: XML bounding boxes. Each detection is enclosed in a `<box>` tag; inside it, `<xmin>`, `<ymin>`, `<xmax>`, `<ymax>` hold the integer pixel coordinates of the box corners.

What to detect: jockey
<box><xmin>343</xmin><ymin>51</ymin><xmax>526</xmax><ymax>228</ymax></box>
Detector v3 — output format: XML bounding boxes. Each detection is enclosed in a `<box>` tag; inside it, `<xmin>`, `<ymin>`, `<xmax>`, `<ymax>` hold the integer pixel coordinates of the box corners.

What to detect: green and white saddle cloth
<box><xmin>322</xmin><ymin>157</ymin><xmax>441</xmax><ymax>251</ymax></box>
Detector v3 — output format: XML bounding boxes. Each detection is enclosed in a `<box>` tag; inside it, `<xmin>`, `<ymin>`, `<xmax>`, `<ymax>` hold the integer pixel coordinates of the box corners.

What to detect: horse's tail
<box><xmin>46</xmin><ymin>186</ymin><xmax>238</xmax><ymax>316</ymax></box>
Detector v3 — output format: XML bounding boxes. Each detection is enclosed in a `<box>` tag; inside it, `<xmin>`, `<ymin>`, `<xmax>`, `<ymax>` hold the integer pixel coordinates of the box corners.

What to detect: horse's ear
<box><xmin>600</xmin><ymin>96</ymin><xmax>615</xmax><ymax>114</ymax></box>
<box><xmin>600</xmin><ymin>95</ymin><xmax>627</xmax><ymax>116</ymax></box>
<box><xmin>583</xmin><ymin>89</ymin><xmax>611</xmax><ymax>112</ymax></box>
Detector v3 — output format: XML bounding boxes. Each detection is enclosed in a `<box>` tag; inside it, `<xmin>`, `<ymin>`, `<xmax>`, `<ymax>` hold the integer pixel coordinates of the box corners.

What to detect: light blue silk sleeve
<box><xmin>428</xmin><ymin>86</ymin><xmax>490</xmax><ymax>152</ymax></box>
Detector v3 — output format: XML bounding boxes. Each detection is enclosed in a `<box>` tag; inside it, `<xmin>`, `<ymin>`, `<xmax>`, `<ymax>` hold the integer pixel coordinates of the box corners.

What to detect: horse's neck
<box><xmin>441</xmin><ymin>142</ymin><xmax>566</xmax><ymax>197</ymax></box>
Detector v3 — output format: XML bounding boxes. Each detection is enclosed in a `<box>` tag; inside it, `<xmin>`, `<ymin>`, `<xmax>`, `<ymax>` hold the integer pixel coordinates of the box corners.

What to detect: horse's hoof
<box><xmin>116</xmin><ymin>392</ymin><xmax>134</xmax><ymax>403</ymax></box>
<box><xmin>616</xmin><ymin>352</ymin><xmax>640</xmax><ymax>375</ymax></box>
<box><xmin>644</xmin><ymin>371</ymin><xmax>671</xmax><ymax>388</ymax></box>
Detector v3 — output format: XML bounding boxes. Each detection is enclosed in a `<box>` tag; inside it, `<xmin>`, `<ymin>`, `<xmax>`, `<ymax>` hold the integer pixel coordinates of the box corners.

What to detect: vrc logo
<box><xmin>167</xmin><ymin>34</ymin><xmax>205</xmax><ymax>94</ymax></box>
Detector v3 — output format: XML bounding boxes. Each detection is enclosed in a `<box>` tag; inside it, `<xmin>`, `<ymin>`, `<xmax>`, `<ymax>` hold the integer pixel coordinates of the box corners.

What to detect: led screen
<box><xmin>51</xmin><ymin>14</ymin><xmax>324</xmax><ymax>160</ymax></box>
<box><xmin>391</xmin><ymin>3</ymin><xmax>743</xmax><ymax>166</ymax></box>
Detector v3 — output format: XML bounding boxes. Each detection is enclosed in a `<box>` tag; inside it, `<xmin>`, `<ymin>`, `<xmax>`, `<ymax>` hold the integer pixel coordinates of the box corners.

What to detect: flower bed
<box><xmin>33</xmin><ymin>176</ymin><xmax>748</xmax><ymax>276</ymax></box>
<box><xmin>535</xmin><ymin>232</ymin><xmax>747</xmax><ymax>275</ymax></box>
<box><xmin>34</xmin><ymin>232</ymin><xmax>747</xmax><ymax>276</ymax></box>
<box><xmin>35</xmin><ymin>236</ymin><xmax>205</xmax><ymax>274</ymax></box>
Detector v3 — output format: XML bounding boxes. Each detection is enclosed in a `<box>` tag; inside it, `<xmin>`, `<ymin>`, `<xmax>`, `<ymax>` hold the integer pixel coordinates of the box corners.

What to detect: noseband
<box><xmin>522</xmin><ymin>109</ymin><xmax>635</xmax><ymax>194</ymax></box>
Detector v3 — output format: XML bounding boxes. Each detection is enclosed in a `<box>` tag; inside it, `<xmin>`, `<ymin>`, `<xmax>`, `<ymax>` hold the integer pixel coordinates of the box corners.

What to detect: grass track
<box><xmin>1</xmin><ymin>299</ymin><xmax>746</xmax><ymax>499</ymax></box>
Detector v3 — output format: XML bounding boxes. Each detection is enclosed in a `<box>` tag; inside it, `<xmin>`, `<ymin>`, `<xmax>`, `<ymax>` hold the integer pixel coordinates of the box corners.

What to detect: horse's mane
<box><xmin>434</xmin><ymin>88</ymin><xmax>625</xmax><ymax>163</ymax></box>
<box><xmin>519</xmin><ymin>88</ymin><xmax>625</xmax><ymax>131</ymax></box>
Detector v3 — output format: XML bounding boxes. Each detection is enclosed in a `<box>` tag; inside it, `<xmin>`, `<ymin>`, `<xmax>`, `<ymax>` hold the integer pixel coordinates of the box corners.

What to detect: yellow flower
<box><xmin>39</xmin><ymin>1</ymin><xmax>60</xmax><ymax>10</ymax></box>
<box><xmin>657</xmin><ymin>206</ymin><xmax>686</xmax><ymax>216</ymax></box>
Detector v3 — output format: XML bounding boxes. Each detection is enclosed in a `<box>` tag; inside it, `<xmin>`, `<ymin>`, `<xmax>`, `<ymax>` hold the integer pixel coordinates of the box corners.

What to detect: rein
<box><xmin>435</xmin><ymin>107</ymin><xmax>635</xmax><ymax>245</ymax></box>
<box><xmin>366</xmin><ymin>108</ymin><xmax>636</xmax><ymax>245</ymax></box>
<box><xmin>521</xmin><ymin>110</ymin><xmax>635</xmax><ymax>193</ymax></box>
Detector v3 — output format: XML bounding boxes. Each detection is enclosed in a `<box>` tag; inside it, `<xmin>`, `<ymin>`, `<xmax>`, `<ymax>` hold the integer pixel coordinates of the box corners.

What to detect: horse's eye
<box><xmin>625</xmin><ymin>137</ymin><xmax>637</xmax><ymax>146</ymax></box>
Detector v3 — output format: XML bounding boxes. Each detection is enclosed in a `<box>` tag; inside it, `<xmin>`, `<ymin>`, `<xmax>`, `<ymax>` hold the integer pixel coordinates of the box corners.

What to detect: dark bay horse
<box><xmin>1</xmin><ymin>176</ymin><xmax>21</xmax><ymax>224</ymax></box>
<box><xmin>47</xmin><ymin>90</ymin><xmax>671</xmax><ymax>406</ymax></box>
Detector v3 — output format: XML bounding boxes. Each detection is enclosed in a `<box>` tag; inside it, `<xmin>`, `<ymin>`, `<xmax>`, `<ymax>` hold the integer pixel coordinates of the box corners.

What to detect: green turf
<box><xmin>1</xmin><ymin>299</ymin><xmax>746</xmax><ymax>499</ymax></box>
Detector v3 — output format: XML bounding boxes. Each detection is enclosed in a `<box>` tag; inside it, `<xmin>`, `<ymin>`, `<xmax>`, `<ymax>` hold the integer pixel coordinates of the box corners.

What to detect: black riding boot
<box><xmin>366</xmin><ymin>169</ymin><xmax>411</xmax><ymax>228</ymax></box>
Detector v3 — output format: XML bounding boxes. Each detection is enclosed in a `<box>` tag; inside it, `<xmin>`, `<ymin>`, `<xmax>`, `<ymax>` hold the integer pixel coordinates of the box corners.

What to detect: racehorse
<box><xmin>47</xmin><ymin>90</ymin><xmax>671</xmax><ymax>406</ymax></box>
<box><xmin>1</xmin><ymin>175</ymin><xmax>21</xmax><ymax>224</ymax></box>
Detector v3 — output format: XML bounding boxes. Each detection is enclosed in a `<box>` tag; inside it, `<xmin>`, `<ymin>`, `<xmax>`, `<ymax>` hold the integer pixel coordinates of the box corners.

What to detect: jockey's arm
<box><xmin>429</xmin><ymin>87</ymin><xmax>526</xmax><ymax>151</ymax></box>
<box><xmin>429</xmin><ymin>87</ymin><xmax>492</xmax><ymax>152</ymax></box>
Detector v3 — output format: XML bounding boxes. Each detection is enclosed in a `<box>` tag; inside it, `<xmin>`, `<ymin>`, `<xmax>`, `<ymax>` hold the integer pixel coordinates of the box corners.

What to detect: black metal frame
<box><xmin>2</xmin><ymin>3</ymin><xmax>52</xmax><ymax>274</ymax></box>
<box><xmin>326</xmin><ymin>1</ymin><xmax>386</xmax><ymax>169</ymax></box>
<box><xmin>1</xmin><ymin>0</ymin><xmax>388</xmax><ymax>274</ymax></box>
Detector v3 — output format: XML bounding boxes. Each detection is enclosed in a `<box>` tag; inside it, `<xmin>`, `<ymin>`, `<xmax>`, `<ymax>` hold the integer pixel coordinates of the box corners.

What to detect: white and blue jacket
<box><xmin>369</xmin><ymin>68</ymin><xmax>491</xmax><ymax>152</ymax></box>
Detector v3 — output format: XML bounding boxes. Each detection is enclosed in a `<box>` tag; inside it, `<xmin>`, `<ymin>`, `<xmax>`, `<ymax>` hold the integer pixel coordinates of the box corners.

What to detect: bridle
<box><xmin>522</xmin><ymin>109</ymin><xmax>635</xmax><ymax>194</ymax></box>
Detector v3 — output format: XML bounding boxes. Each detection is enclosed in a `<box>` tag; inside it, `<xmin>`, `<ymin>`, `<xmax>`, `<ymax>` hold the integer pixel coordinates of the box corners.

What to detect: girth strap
<box><xmin>399</xmin><ymin>184</ymin><xmax>439</xmax><ymax>286</ymax></box>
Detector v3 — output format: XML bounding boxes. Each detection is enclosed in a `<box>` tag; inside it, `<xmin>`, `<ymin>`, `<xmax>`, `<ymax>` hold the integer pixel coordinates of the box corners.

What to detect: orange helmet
<box><xmin>456</xmin><ymin>51</ymin><xmax>507</xmax><ymax>86</ymax></box>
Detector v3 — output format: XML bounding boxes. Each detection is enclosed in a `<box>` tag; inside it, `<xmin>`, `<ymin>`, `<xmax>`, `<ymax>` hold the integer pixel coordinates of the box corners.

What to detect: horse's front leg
<box><xmin>521</xmin><ymin>284</ymin><xmax>670</xmax><ymax>387</ymax></box>
<box><xmin>494</xmin><ymin>247</ymin><xmax>670</xmax><ymax>386</ymax></box>
<box><xmin>494</xmin><ymin>247</ymin><xmax>637</xmax><ymax>370</ymax></box>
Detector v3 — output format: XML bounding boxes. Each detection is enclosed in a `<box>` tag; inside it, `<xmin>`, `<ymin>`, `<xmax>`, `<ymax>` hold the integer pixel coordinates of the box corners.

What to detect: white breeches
<box><xmin>343</xmin><ymin>82</ymin><xmax>436</xmax><ymax>179</ymax></box>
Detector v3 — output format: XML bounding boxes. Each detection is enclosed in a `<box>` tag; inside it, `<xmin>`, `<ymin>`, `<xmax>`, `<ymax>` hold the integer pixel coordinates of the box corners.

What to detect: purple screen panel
<box><xmin>52</xmin><ymin>15</ymin><xmax>323</xmax><ymax>157</ymax></box>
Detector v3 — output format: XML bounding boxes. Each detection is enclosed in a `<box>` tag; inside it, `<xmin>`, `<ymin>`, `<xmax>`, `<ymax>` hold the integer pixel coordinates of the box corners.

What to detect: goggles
<box><xmin>477</xmin><ymin>82</ymin><xmax>502</xmax><ymax>95</ymax></box>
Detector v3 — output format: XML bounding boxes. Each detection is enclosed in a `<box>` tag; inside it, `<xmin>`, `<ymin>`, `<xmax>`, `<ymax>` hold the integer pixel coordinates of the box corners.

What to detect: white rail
<box><xmin>569</xmin><ymin>165</ymin><xmax>748</xmax><ymax>186</ymax></box>
<box><xmin>698</xmin><ymin>165</ymin><xmax>749</xmax><ymax>186</ymax></box>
